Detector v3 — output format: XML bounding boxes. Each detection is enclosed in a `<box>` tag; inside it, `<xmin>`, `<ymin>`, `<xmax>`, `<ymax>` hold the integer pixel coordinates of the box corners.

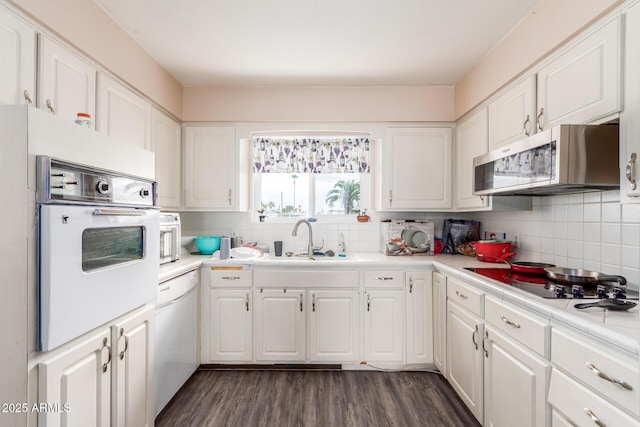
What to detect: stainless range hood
<box><xmin>473</xmin><ymin>124</ymin><xmax>619</xmax><ymax>196</ymax></box>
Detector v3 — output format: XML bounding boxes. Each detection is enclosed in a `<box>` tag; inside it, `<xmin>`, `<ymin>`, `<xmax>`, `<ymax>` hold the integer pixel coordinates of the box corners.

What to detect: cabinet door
<box><xmin>38</xmin><ymin>35</ymin><xmax>96</xmax><ymax>121</ymax></box>
<box><xmin>432</xmin><ymin>271</ymin><xmax>447</xmax><ymax>375</ymax></box>
<box><xmin>381</xmin><ymin>127</ymin><xmax>452</xmax><ymax>210</ymax></box>
<box><xmin>151</xmin><ymin>108</ymin><xmax>181</xmax><ymax>209</ymax></box>
<box><xmin>488</xmin><ymin>76</ymin><xmax>536</xmax><ymax>150</ymax></box>
<box><xmin>111</xmin><ymin>305</ymin><xmax>154</xmax><ymax>427</ymax></box>
<box><xmin>184</xmin><ymin>126</ymin><xmax>242</xmax><ymax>210</ymax></box>
<box><xmin>363</xmin><ymin>289</ymin><xmax>403</xmax><ymax>362</ymax></box>
<box><xmin>484</xmin><ymin>326</ymin><xmax>550</xmax><ymax>427</ymax></box>
<box><xmin>254</xmin><ymin>289</ymin><xmax>306</xmax><ymax>361</ymax></box>
<box><xmin>207</xmin><ymin>289</ymin><xmax>253</xmax><ymax>362</ymax></box>
<box><xmin>536</xmin><ymin>16</ymin><xmax>621</xmax><ymax>130</ymax></box>
<box><xmin>38</xmin><ymin>328</ymin><xmax>111</xmax><ymax>427</ymax></box>
<box><xmin>405</xmin><ymin>272</ymin><xmax>433</xmax><ymax>364</ymax></box>
<box><xmin>621</xmin><ymin>2</ymin><xmax>640</xmax><ymax>199</ymax></box>
<box><xmin>308</xmin><ymin>290</ymin><xmax>359</xmax><ymax>362</ymax></box>
<box><xmin>96</xmin><ymin>73</ymin><xmax>151</xmax><ymax>149</ymax></box>
<box><xmin>455</xmin><ymin>108</ymin><xmax>489</xmax><ymax>210</ymax></box>
<box><xmin>447</xmin><ymin>301</ymin><xmax>483</xmax><ymax>423</ymax></box>
<box><xmin>0</xmin><ymin>4</ymin><xmax>36</xmax><ymax>106</ymax></box>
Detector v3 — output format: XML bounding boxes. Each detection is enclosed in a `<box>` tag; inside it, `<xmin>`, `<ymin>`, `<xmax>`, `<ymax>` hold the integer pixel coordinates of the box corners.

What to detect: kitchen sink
<box><xmin>261</xmin><ymin>253</ymin><xmax>353</xmax><ymax>262</ymax></box>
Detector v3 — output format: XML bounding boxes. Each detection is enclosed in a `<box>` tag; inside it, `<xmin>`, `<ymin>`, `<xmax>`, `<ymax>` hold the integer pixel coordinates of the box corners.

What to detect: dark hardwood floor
<box><xmin>156</xmin><ymin>367</ymin><xmax>480</xmax><ymax>426</ymax></box>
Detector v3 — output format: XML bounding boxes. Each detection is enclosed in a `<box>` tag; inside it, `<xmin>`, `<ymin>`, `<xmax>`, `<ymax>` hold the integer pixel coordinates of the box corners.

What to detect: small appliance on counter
<box><xmin>159</xmin><ymin>212</ymin><xmax>181</xmax><ymax>265</ymax></box>
<box><xmin>381</xmin><ymin>219</ymin><xmax>434</xmax><ymax>256</ymax></box>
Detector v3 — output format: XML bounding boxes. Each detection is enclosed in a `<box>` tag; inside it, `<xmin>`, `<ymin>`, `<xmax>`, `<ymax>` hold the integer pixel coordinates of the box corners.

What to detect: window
<box><xmin>252</xmin><ymin>136</ymin><xmax>371</xmax><ymax>218</ymax></box>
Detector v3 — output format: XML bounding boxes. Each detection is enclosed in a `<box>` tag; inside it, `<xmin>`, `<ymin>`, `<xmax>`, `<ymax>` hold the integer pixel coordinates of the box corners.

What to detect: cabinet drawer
<box><xmin>548</xmin><ymin>369</ymin><xmax>639</xmax><ymax>426</ymax></box>
<box><xmin>363</xmin><ymin>271</ymin><xmax>404</xmax><ymax>288</ymax></box>
<box><xmin>209</xmin><ymin>268</ymin><xmax>253</xmax><ymax>287</ymax></box>
<box><xmin>485</xmin><ymin>296</ymin><xmax>549</xmax><ymax>358</ymax></box>
<box><xmin>446</xmin><ymin>277</ymin><xmax>482</xmax><ymax>316</ymax></box>
<box><xmin>552</xmin><ymin>328</ymin><xmax>639</xmax><ymax>416</ymax></box>
<box><xmin>255</xmin><ymin>270</ymin><xmax>359</xmax><ymax>288</ymax></box>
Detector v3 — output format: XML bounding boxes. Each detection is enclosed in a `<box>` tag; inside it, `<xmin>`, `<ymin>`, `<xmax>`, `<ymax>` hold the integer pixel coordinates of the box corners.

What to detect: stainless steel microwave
<box><xmin>159</xmin><ymin>212</ymin><xmax>181</xmax><ymax>264</ymax></box>
<box><xmin>473</xmin><ymin>124</ymin><xmax>619</xmax><ymax>196</ymax></box>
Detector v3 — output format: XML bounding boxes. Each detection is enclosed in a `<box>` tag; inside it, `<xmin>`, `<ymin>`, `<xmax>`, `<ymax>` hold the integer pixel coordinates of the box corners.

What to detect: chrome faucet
<box><xmin>291</xmin><ymin>219</ymin><xmax>323</xmax><ymax>256</ymax></box>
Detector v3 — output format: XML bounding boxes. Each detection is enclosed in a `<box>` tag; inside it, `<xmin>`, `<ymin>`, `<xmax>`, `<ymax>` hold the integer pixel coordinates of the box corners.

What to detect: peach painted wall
<box><xmin>8</xmin><ymin>0</ymin><xmax>183</xmax><ymax>119</ymax></box>
<box><xmin>183</xmin><ymin>86</ymin><xmax>455</xmax><ymax>122</ymax></box>
<box><xmin>455</xmin><ymin>0</ymin><xmax>624</xmax><ymax>119</ymax></box>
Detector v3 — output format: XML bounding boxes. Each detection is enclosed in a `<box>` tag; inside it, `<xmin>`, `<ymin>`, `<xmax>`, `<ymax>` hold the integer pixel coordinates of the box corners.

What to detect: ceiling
<box><xmin>94</xmin><ymin>0</ymin><xmax>539</xmax><ymax>87</ymax></box>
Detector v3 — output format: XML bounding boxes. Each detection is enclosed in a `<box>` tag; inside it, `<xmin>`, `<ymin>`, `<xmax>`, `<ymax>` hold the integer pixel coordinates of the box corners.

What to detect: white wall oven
<box><xmin>36</xmin><ymin>156</ymin><xmax>160</xmax><ymax>351</ymax></box>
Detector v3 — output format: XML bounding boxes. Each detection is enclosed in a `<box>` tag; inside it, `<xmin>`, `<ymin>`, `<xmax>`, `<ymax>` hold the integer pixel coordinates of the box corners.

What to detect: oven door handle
<box><xmin>93</xmin><ymin>208</ymin><xmax>146</xmax><ymax>216</ymax></box>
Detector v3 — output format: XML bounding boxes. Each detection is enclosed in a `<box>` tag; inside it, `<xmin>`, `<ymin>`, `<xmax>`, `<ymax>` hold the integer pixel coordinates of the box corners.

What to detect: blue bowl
<box><xmin>195</xmin><ymin>236</ymin><xmax>221</xmax><ymax>254</ymax></box>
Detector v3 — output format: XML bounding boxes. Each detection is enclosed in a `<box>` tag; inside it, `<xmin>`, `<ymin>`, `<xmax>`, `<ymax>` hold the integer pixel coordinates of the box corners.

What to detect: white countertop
<box><xmin>161</xmin><ymin>251</ymin><xmax>640</xmax><ymax>357</ymax></box>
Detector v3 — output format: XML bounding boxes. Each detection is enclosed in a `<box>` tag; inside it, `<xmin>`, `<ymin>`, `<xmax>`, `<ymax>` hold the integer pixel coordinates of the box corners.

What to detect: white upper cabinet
<box><xmin>38</xmin><ymin>35</ymin><xmax>96</xmax><ymax>122</ymax></box>
<box><xmin>488</xmin><ymin>76</ymin><xmax>536</xmax><ymax>150</ymax></box>
<box><xmin>378</xmin><ymin>127</ymin><xmax>452</xmax><ymax>211</ymax></box>
<box><xmin>621</xmin><ymin>1</ymin><xmax>640</xmax><ymax>200</ymax></box>
<box><xmin>97</xmin><ymin>73</ymin><xmax>151</xmax><ymax>149</ymax></box>
<box><xmin>0</xmin><ymin>4</ymin><xmax>36</xmax><ymax>106</ymax></box>
<box><xmin>536</xmin><ymin>16</ymin><xmax>621</xmax><ymax>130</ymax></box>
<box><xmin>151</xmin><ymin>108</ymin><xmax>181</xmax><ymax>209</ymax></box>
<box><xmin>455</xmin><ymin>108</ymin><xmax>489</xmax><ymax>211</ymax></box>
<box><xmin>184</xmin><ymin>126</ymin><xmax>248</xmax><ymax>211</ymax></box>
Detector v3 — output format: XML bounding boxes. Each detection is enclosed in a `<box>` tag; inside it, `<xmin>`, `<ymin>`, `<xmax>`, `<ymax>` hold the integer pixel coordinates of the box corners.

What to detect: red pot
<box><xmin>473</xmin><ymin>240</ymin><xmax>516</xmax><ymax>263</ymax></box>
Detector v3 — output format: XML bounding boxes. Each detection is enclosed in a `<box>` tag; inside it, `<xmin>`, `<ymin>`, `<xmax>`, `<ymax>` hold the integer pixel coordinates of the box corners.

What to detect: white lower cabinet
<box><xmin>446</xmin><ymin>299</ymin><xmax>484</xmax><ymax>423</ymax></box>
<box><xmin>207</xmin><ymin>289</ymin><xmax>253</xmax><ymax>362</ymax></box>
<box><xmin>483</xmin><ymin>326</ymin><xmax>550</xmax><ymax>427</ymax></box>
<box><xmin>363</xmin><ymin>289</ymin><xmax>404</xmax><ymax>362</ymax></box>
<box><xmin>111</xmin><ymin>306</ymin><xmax>155</xmax><ymax>427</ymax></box>
<box><xmin>38</xmin><ymin>304</ymin><xmax>154</xmax><ymax>427</ymax></box>
<box><xmin>308</xmin><ymin>290</ymin><xmax>360</xmax><ymax>362</ymax></box>
<box><xmin>202</xmin><ymin>269</ymin><xmax>254</xmax><ymax>363</ymax></box>
<box><xmin>548</xmin><ymin>327</ymin><xmax>640</xmax><ymax>425</ymax></box>
<box><xmin>548</xmin><ymin>369</ymin><xmax>639</xmax><ymax>427</ymax></box>
<box><xmin>432</xmin><ymin>271</ymin><xmax>447</xmax><ymax>375</ymax></box>
<box><xmin>253</xmin><ymin>288</ymin><xmax>360</xmax><ymax>363</ymax></box>
<box><xmin>254</xmin><ymin>289</ymin><xmax>306</xmax><ymax>361</ymax></box>
<box><xmin>38</xmin><ymin>328</ymin><xmax>111</xmax><ymax>427</ymax></box>
<box><xmin>405</xmin><ymin>271</ymin><xmax>433</xmax><ymax>364</ymax></box>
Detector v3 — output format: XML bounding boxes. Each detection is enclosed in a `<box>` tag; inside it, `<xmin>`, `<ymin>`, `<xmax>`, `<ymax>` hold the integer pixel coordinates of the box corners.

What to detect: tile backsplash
<box><xmin>179</xmin><ymin>190</ymin><xmax>640</xmax><ymax>291</ymax></box>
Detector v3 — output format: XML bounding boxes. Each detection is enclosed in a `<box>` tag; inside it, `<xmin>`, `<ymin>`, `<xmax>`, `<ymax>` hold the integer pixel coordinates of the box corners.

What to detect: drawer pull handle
<box><xmin>500</xmin><ymin>315</ymin><xmax>521</xmax><ymax>329</ymax></box>
<box><xmin>374</xmin><ymin>276</ymin><xmax>394</xmax><ymax>281</ymax></box>
<box><xmin>522</xmin><ymin>114</ymin><xmax>531</xmax><ymax>136</ymax></box>
<box><xmin>536</xmin><ymin>107</ymin><xmax>544</xmax><ymax>131</ymax></box>
<box><xmin>472</xmin><ymin>324</ymin><xmax>479</xmax><ymax>350</ymax></box>
<box><xmin>455</xmin><ymin>290</ymin><xmax>468</xmax><ymax>299</ymax></box>
<box><xmin>222</xmin><ymin>276</ymin><xmax>241</xmax><ymax>280</ymax></box>
<box><xmin>584</xmin><ymin>408</ymin><xmax>606</xmax><ymax>427</ymax></box>
<box><xmin>626</xmin><ymin>152</ymin><xmax>637</xmax><ymax>190</ymax></box>
<box><xmin>482</xmin><ymin>330</ymin><xmax>489</xmax><ymax>358</ymax></box>
<box><xmin>586</xmin><ymin>362</ymin><xmax>633</xmax><ymax>391</ymax></box>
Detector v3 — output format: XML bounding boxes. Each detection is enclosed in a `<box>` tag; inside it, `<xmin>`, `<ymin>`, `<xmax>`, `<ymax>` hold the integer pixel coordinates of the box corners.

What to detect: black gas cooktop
<box><xmin>464</xmin><ymin>267</ymin><xmax>639</xmax><ymax>300</ymax></box>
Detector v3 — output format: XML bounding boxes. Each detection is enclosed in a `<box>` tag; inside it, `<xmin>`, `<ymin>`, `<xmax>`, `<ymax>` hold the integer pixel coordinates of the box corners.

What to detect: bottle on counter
<box><xmin>220</xmin><ymin>236</ymin><xmax>231</xmax><ymax>260</ymax></box>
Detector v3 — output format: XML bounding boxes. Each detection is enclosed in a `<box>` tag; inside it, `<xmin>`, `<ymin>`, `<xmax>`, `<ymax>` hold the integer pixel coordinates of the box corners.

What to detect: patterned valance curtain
<box><xmin>252</xmin><ymin>137</ymin><xmax>370</xmax><ymax>174</ymax></box>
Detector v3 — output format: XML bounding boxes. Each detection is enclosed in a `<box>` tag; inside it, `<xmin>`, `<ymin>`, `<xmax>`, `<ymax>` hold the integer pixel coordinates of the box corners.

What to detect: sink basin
<box><xmin>263</xmin><ymin>253</ymin><xmax>352</xmax><ymax>262</ymax></box>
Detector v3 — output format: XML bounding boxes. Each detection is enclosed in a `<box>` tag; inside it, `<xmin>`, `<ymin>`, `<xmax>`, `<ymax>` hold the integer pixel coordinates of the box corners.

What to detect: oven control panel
<box><xmin>37</xmin><ymin>156</ymin><xmax>157</xmax><ymax>207</ymax></box>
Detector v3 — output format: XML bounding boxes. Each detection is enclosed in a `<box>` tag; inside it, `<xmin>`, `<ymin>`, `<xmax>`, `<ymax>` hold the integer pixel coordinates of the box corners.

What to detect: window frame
<box><xmin>252</xmin><ymin>172</ymin><xmax>371</xmax><ymax>223</ymax></box>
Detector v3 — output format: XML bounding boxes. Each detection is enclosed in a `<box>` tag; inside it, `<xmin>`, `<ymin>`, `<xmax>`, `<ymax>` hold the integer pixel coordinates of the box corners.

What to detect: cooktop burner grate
<box><xmin>464</xmin><ymin>267</ymin><xmax>639</xmax><ymax>300</ymax></box>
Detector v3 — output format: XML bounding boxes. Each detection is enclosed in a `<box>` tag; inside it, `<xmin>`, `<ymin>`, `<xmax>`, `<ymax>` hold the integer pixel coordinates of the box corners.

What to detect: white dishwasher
<box><xmin>155</xmin><ymin>269</ymin><xmax>199</xmax><ymax>416</ymax></box>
